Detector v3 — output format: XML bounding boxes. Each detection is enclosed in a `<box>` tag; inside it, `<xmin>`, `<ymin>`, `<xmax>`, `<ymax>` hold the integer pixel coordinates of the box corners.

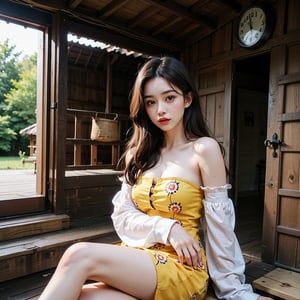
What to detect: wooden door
<box><xmin>195</xmin><ymin>63</ymin><xmax>232</xmax><ymax>169</ymax></box>
<box><xmin>262</xmin><ymin>43</ymin><xmax>300</xmax><ymax>271</ymax></box>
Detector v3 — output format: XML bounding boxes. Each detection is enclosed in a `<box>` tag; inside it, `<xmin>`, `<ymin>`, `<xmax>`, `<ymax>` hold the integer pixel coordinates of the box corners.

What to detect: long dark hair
<box><xmin>122</xmin><ymin>56</ymin><xmax>213</xmax><ymax>185</ymax></box>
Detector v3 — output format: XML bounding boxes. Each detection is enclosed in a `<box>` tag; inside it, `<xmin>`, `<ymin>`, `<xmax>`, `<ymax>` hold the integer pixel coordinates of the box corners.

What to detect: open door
<box><xmin>232</xmin><ymin>54</ymin><xmax>270</xmax><ymax>256</ymax></box>
<box><xmin>262</xmin><ymin>45</ymin><xmax>300</xmax><ymax>271</ymax></box>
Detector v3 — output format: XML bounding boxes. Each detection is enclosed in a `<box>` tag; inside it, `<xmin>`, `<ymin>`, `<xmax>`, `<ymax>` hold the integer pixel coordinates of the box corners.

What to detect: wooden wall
<box><xmin>185</xmin><ymin>0</ymin><xmax>300</xmax><ymax>269</ymax></box>
<box><xmin>60</xmin><ymin>39</ymin><xmax>146</xmax><ymax>222</ymax></box>
<box><xmin>44</xmin><ymin>1</ymin><xmax>300</xmax><ymax>268</ymax></box>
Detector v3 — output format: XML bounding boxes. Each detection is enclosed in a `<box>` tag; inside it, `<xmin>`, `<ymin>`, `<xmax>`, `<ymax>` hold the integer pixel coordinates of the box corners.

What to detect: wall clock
<box><xmin>236</xmin><ymin>4</ymin><xmax>275</xmax><ymax>48</ymax></box>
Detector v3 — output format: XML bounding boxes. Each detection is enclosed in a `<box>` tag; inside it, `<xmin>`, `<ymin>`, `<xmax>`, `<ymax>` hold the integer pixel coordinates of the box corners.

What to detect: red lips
<box><xmin>158</xmin><ymin>118</ymin><xmax>170</xmax><ymax>125</ymax></box>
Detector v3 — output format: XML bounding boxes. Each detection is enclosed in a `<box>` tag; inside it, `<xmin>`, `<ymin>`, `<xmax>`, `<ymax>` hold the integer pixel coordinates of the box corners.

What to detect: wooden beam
<box><xmin>22</xmin><ymin>0</ymin><xmax>67</xmax><ymax>10</ymax></box>
<box><xmin>97</xmin><ymin>0</ymin><xmax>130</xmax><ymax>19</ymax></box>
<box><xmin>128</xmin><ymin>6</ymin><xmax>160</xmax><ymax>29</ymax></box>
<box><xmin>68</xmin><ymin>0</ymin><xmax>83</xmax><ymax>10</ymax></box>
<box><xmin>145</xmin><ymin>0</ymin><xmax>217</xmax><ymax>28</ymax></box>
<box><xmin>151</xmin><ymin>15</ymin><xmax>182</xmax><ymax>36</ymax></box>
<box><xmin>68</xmin><ymin>18</ymin><xmax>181</xmax><ymax>55</ymax></box>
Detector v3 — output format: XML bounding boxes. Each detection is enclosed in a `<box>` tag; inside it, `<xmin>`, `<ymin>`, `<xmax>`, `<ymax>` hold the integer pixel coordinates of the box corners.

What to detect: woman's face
<box><xmin>143</xmin><ymin>77</ymin><xmax>191</xmax><ymax>132</ymax></box>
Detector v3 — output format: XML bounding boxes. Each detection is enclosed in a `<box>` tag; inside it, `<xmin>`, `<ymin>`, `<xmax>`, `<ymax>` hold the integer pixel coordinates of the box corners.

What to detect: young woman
<box><xmin>39</xmin><ymin>57</ymin><xmax>273</xmax><ymax>300</ymax></box>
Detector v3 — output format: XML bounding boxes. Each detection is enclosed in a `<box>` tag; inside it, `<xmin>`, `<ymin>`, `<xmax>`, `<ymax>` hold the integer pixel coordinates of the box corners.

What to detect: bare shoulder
<box><xmin>193</xmin><ymin>137</ymin><xmax>221</xmax><ymax>157</ymax></box>
<box><xmin>192</xmin><ymin>137</ymin><xmax>226</xmax><ymax>186</ymax></box>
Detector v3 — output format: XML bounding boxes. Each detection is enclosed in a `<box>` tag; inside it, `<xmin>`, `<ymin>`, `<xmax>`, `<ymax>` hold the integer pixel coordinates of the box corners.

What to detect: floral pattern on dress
<box><xmin>190</xmin><ymin>293</ymin><xmax>197</xmax><ymax>300</ymax></box>
<box><xmin>168</xmin><ymin>202</ymin><xmax>182</xmax><ymax>213</ymax></box>
<box><xmin>154</xmin><ymin>252</ymin><xmax>168</xmax><ymax>265</ymax></box>
<box><xmin>168</xmin><ymin>202</ymin><xmax>183</xmax><ymax>219</ymax></box>
<box><xmin>165</xmin><ymin>180</ymin><xmax>180</xmax><ymax>195</ymax></box>
<box><xmin>165</xmin><ymin>180</ymin><xmax>183</xmax><ymax>219</ymax></box>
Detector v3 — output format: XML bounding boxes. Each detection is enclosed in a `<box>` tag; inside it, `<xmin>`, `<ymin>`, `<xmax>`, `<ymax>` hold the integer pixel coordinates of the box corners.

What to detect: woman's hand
<box><xmin>168</xmin><ymin>223</ymin><xmax>203</xmax><ymax>269</ymax></box>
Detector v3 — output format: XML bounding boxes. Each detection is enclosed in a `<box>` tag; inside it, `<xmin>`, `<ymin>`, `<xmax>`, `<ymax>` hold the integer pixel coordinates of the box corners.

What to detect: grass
<box><xmin>0</xmin><ymin>156</ymin><xmax>34</xmax><ymax>170</ymax></box>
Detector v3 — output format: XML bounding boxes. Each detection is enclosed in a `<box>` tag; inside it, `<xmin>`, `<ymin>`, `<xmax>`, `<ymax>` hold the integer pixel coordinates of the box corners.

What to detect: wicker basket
<box><xmin>90</xmin><ymin>115</ymin><xmax>119</xmax><ymax>142</ymax></box>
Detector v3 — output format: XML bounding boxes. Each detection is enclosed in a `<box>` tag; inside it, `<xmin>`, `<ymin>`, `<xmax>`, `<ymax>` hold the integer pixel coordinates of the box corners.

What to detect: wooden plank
<box><xmin>74</xmin><ymin>115</ymin><xmax>82</xmax><ymax>165</ymax></box>
<box><xmin>0</xmin><ymin>223</ymin><xmax>115</xmax><ymax>259</ymax></box>
<box><xmin>277</xmin><ymin>225</ymin><xmax>300</xmax><ymax>237</ymax></box>
<box><xmin>198</xmin><ymin>84</ymin><xmax>225</xmax><ymax>96</ymax></box>
<box><xmin>279</xmin><ymin>112</ymin><xmax>300</xmax><ymax>122</ymax></box>
<box><xmin>253</xmin><ymin>268</ymin><xmax>300</xmax><ymax>300</ymax></box>
<box><xmin>0</xmin><ymin>222</ymin><xmax>119</xmax><ymax>282</ymax></box>
<box><xmin>66</xmin><ymin>138</ymin><xmax>124</xmax><ymax>145</ymax></box>
<box><xmin>0</xmin><ymin>214</ymin><xmax>69</xmax><ymax>242</ymax></box>
<box><xmin>279</xmin><ymin>189</ymin><xmax>300</xmax><ymax>198</ymax></box>
<box><xmin>278</xmin><ymin>72</ymin><xmax>300</xmax><ymax>85</ymax></box>
<box><xmin>90</xmin><ymin>144</ymin><xmax>97</xmax><ymax>165</ymax></box>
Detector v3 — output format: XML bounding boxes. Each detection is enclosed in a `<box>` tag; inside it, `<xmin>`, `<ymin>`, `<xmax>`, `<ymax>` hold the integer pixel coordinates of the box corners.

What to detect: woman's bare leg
<box><xmin>39</xmin><ymin>242</ymin><xmax>157</xmax><ymax>300</ymax></box>
<box><xmin>79</xmin><ymin>282</ymin><xmax>138</xmax><ymax>300</ymax></box>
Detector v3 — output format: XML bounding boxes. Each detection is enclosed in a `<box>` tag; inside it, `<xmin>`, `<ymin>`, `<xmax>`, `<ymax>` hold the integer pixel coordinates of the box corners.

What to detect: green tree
<box><xmin>3</xmin><ymin>54</ymin><xmax>37</xmax><ymax>153</ymax></box>
<box><xmin>0</xmin><ymin>115</ymin><xmax>16</xmax><ymax>151</ymax></box>
<box><xmin>0</xmin><ymin>39</ymin><xmax>22</xmax><ymax>113</ymax></box>
<box><xmin>4</xmin><ymin>54</ymin><xmax>37</xmax><ymax>130</ymax></box>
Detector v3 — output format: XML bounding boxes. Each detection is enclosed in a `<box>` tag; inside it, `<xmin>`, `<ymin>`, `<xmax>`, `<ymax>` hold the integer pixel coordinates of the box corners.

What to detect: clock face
<box><xmin>238</xmin><ymin>7</ymin><xmax>268</xmax><ymax>47</ymax></box>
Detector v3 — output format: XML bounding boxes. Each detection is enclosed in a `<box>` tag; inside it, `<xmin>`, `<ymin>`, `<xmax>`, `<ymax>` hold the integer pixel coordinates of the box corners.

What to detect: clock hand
<box><xmin>249</xmin><ymin>15</ymin><xmax>253</xmax><ymax>30</ymax></box>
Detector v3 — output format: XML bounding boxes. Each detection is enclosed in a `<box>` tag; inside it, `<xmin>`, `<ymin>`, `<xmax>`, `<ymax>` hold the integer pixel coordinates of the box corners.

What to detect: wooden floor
<box><xmin>0</xmin><ymin>170</ymin><xmax>38</xmax><ymax>200</ymax></box>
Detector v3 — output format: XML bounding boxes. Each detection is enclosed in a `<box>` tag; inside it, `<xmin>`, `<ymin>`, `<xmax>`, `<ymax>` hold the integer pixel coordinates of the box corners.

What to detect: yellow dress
<box><xmin>131</xmin><ymin>177</ymin><xmax>209</xmax><ymax>300</ymax></box>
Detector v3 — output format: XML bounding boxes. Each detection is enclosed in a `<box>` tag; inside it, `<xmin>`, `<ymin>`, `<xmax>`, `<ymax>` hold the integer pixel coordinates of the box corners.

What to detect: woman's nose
<box><xmin>157</xmin><ymin>100</ymin><xmax>166</xmax><ymax>115</ymax></box>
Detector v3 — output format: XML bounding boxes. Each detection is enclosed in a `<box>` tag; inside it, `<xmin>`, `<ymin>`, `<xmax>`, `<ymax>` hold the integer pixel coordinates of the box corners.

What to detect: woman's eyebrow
<box><xmin>144</xmin><ymin>89</ymin><xmax>176</xmax><ymax>99</ymax></box>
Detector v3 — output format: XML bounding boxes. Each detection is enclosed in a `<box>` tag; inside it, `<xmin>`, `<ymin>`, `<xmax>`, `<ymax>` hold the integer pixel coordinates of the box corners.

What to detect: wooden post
<box><xmin>90</xmin><ymin>144</ymin><xmax>97</xmax><ymax>165</ymax></box>
<box><xmin>74</xmin><ymin>115</ymin><xmax>82</xmax><ymax>165</ymax></box>
<box><xmin>105</xmin><ymin>55</ymin><xmax>112</xmax><ymax>113</ymax></box>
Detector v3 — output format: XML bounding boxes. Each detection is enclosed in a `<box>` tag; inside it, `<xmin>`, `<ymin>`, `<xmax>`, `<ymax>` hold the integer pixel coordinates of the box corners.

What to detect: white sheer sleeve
<box><xmin>201</xmin><ymin>185</ymin><xmax>260</xmax><ymax>300</ymax></box>
<box><xmin>111</xmin><ymin>180</ymin><xmax>177</xmax><ymax>247</ymax></box>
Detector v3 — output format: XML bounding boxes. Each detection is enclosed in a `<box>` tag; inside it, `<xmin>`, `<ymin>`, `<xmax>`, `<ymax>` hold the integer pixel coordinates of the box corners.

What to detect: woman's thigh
<box><xmin>79</xmin><ymin>282</ymin><xmax>138</xmax><ymax>300</ymax></box>
<box><xmin>78</xmin><ymin>243</ymin><xmax>157</xmax><ymax>300</ymax></box>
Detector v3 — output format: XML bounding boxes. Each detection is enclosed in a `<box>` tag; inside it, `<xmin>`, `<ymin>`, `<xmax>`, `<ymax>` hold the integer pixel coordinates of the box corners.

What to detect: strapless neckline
<box><xmin>138</xmin><ymin>176</ymin><xmax>201</xmax><ymax>190</ymax></box>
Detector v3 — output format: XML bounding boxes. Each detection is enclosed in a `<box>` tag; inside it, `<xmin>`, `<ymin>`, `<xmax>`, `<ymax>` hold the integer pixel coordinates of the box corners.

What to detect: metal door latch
<box><xmin>264</xmin><ymin>133</ymin><xmax>282</xmax><ymax>157</ymax></box>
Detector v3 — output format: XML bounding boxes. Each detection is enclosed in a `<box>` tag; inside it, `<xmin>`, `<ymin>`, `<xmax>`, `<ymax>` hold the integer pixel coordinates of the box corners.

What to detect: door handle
<box><xmin>264</xmin><ymin>133</ymin><xmax>282</xmax><ymax>157</ymax></box>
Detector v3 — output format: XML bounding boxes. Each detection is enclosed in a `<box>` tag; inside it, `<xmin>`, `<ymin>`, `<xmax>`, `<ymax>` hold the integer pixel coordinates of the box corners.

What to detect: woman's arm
<box><xmin>202</xmin><ymin>185</ymin><xmax>260</xmax><ymax>300</ymax></box>
<box><xmin>196</xmin><ymin>137</ymin><xmax>261</xmax><ymax>300</ymax></box>
<box><xmin>111</xmin><ymin>180</ymin><xmax>177</xmax><ymax>247</ymax></box>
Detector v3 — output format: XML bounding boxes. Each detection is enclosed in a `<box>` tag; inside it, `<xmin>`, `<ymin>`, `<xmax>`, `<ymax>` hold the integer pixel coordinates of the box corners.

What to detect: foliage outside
<box><xmin>0</xmin><ymin>39</ymin><xmax>37</xmax><ymax>155</ymax></box>
<box><xmin>0</xmin><ymin>156</ymin><xmax>34</xmax><ymax>170</ymax></box>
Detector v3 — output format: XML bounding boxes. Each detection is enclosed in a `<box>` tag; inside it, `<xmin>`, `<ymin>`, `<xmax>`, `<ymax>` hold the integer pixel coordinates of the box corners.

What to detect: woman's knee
<box><xmin>60</xmin><ymin>242</ymin><xmax>94</xmax><ymax>271</ymax></box>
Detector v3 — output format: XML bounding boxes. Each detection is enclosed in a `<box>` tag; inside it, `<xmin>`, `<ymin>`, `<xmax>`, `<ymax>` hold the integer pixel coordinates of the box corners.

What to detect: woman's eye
<box><xmin>166</xmin><ymin>95</ymin><xmax>175</xmax><ymax>102</ymax></box>
<box><xmin>145</xmin><ymin>100</ymin><xmax>155</xmax><ymax>106</ymax></box>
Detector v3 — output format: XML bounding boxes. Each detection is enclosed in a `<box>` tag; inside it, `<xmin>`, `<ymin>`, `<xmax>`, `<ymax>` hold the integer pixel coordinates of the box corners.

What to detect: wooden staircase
<box><xmin>0</xmin><ymin>214</ymin><xmax>119</xmax><ymax>283</ymax></box>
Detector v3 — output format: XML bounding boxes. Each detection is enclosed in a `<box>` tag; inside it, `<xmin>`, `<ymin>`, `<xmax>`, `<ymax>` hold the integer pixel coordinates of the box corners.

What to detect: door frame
<box><xmin>0</xmin><ymin>3</ymin><xmax>51</xmax><ymax>218</ymax></box>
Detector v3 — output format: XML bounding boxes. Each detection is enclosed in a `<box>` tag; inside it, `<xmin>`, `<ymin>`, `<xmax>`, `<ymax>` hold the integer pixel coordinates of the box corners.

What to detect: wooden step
<box><xmin>0</xmin><ymin>221</ymin><xmax>119</xmax><ymax>282</ymax></box>
<box><xmin>0</xmin><ymin>214</ymin><xmax>70</xmax><ymax>242</ymax></box>
<box><xmin>253</xmin><ymin>267</ymin><xmax>300</xmax><ymax>300</ymax></box>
